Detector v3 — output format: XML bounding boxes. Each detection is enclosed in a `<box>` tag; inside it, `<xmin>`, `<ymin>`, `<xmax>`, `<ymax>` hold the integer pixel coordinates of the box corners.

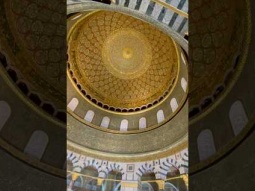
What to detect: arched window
<box><xmin>67</xmin><ymin>98</ymin><xmax>79</xmax><ymax>111</ymax></box>
<box><xmin>170</xmin><ymin>98</ymin><xmax>178</xmax><ymax>112</ymax></box>
<box><xmin>181</xmin><ymin>78</ymin><xmax>187</xmax><ymax>92</ymax></box>
<box><xmin>24</xmin><ymin>130</ymin><xmax>49</xmax><ymax>159</ymax></box>
<box><xmin>157</xmin><ymin>110</ymin><xmax>165</xmax><ymax>123</ymax></box>
<box><xmin>197</xmin><ymin>129</ymin><xmax>216</xmax><ymax>161</ymax></box>
<box><xmin>81</xmin><ymin>166</ymin><xmax>98</xmax><ymax>191</ymax></box>
<box><xmin>0</xmin><ymin>101</ymin><xmax>11</xmax><ymax>131</ymax></box>
<box><xmin>101</xmin><ymin>117</ymin><xmax>110</xmax><ymax>128</ymax></box>
<box><xmin>120</xmin><ymin>119</ymin><xmax>128</xmax><ymax>131</ymax></box>
<box><xmin>141</xmin><ymin>173</ymin><xmax>157</xmax><ymax>191</ymax></box>
<box><xmin>103</xmin><ymin>170</ymin><xmax>122</xmax><ymax>191</ymax></box>
<box><xmin>166</xmin><ymin>168</ymin><xmax>186</xmax><ymax>191</ymax></box>
<box><xmin>229</xmin><ymin>100</ymin><xmax>248</xmax><ymax>136</ymax></box>
<box><xmin>84</xmin><ymin>110</ymin><xmax>95</xmax><ymax>123</ymax></box>
<box><xmin>141</xmin><ymin>182</ymin><xmax>154</xmax><ymax>191</ymax></box>
<box><xmin>84</xmin><ymin>179</ymin><xmax>98</xmax><ymax>191</ymax></box>
<box><xmin>139</xmin><ymin>117</ymin><xmax>147</xmax><ymax>129</ymax></box>
<box><xmin>164</xmin><ymin>182</ymin><xmax>178</xmax><ymax>191</ymax></box>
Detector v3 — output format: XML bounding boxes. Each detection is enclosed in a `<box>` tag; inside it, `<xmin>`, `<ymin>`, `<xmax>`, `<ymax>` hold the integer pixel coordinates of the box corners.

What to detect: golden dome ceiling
<box><xmin>66</xmin><ymin>4</ymin><xmax>188</xmax><ymax>163</ymax></box>
<box><xmin>68</xmin><ymin>11</ymin><xmax>178</xmax><ymax>111</ymax></box>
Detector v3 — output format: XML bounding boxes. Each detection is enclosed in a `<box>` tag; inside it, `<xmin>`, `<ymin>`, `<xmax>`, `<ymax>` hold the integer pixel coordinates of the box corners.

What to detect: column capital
<box><xmin>97</xmin><ymin>178</ymin><xmax>104</xmax><ymax>186</ymax></box>
<box><xmin>181</xmin><ymin>174</ymin><xmax>189</xmax><ymax>187</ymax></box>
<box><xmin>71</xmin><ymin>173</ymin><xmax>79</xmax><ymax>181</ymax></box>
<box><xmin>155</xmin><ymin>179</ymin><xmax>165</xmax><ymax>190</ymax></box>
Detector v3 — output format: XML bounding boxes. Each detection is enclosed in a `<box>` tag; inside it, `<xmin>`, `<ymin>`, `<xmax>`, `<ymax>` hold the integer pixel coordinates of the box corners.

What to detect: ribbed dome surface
<box><xmin>68</xmin><ymin>11</ymin><xmax>178</xmax><ymax>110</ymax></box>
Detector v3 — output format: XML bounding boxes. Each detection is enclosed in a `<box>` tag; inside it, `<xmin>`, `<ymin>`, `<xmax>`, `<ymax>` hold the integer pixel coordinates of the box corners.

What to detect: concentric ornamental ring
<box><xmin>68</xmin><ymin>10</ymin><xmax>180</xmax><ymax>111</ymax></box>
<box><xmin>102</xmin><ymin>29</ymin><xmax>152</xmax><ymax>80</ymax></box>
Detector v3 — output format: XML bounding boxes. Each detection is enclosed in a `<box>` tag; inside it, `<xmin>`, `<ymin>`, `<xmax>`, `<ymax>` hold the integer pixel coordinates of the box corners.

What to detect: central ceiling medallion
<box><xmin>102</xmin><ymin>29</ymin><xmax>152</xmax><ymax>80</ymax></box>
<box><xmin>68</xmin><ymin>11</ymin><xmax>179</xmax><ymax>112</ymax></box>
<box><xmin>122</xmin><ymin>47</ymin><xmax>133</xmax><ymax>59</ymax></box>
